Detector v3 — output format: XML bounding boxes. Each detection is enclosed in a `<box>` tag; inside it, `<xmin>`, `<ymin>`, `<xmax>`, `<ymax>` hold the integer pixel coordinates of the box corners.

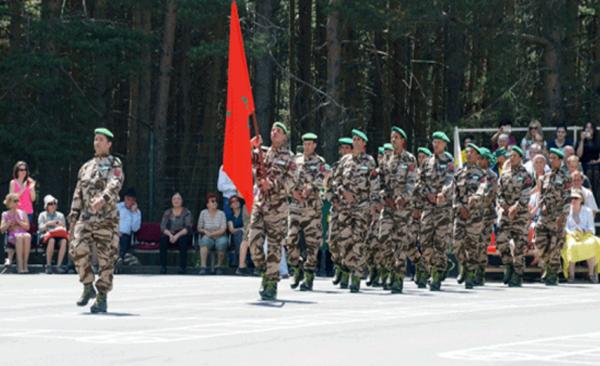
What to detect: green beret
<box><xmin>391</xmin><ymin>126</ymin><xmax>407</xmax><ymax>140</ymax></box>
<box><xmin>383</xmin><ymin>143</ymin><xmax>393</xmax><ymax>151</ymax></box>
<box><xmin>432</xmin><ymin>131</ymin><xmax>450</xmax><ymax>143</ymax></box>
<box><xmin>511</xmin><ymin>146</ymin><xmax>524</xmax><ymax>158</ymax></box>
<box><xmin>417</xmin><ymin>147</ymin><xmax>432</xmax><ymax>157</ymax></box>
<box><xmin>444</xmin><ymin>151</ymin><xmax>454</xmax><ymax>161</ymax></box>
<box><xmin>378</xmin><ymin>147</ymin><xmax>385</xmax><ymax>155</ymax></box>
<box><xmin>94</xmin><ymin>127</ymin><xmax>114</xmax><ymax>139</ymax></box>
<box><xmin>467</xmin><ymin>143</ymin><xmax>481</xmax><ymax>155</ymax></box>
<box><xmin>338</xmin><ymin>137</ymin><xmax>353</xmax><ymax>146</ymax></box>
<box><xmin>549</xmin><ymin>147</ymin><xmax>564</xmax><ymax>159</ymax></box>
<box><xmin>302</xmin><ymin>132</ymin><xmax>318</xmax><ymax>141</ymax></box>
<box><xmin>273</xmin><ymin>122</ymin><xmax>289</xmax><ymax>135</ymax></box>
<box><xmin>495</xmin><ymin>148</ymin><xmax>508</xmax><ymax>158</ymax></box>
<box><xmin>352</xmin><ymin>129</ymin><xmax>368</xmax><ymax>142</ymax></box>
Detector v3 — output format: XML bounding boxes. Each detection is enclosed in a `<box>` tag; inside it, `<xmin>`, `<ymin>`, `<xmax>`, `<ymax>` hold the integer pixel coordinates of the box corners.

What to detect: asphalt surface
<box><xmin>1</xmin><ymin>274</ymin><xmax>600</xmax><ymax>366</ymax></box>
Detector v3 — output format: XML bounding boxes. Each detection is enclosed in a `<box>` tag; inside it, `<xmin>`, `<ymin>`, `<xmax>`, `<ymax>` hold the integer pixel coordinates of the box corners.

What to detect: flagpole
<box><xmin>251</xmin><ymin>112</ymin><xmax>266</xmax><ymax>179</ymax></box>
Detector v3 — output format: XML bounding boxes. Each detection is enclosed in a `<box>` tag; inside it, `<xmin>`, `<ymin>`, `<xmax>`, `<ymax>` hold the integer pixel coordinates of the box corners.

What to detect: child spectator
<box><xmin>1</xmin><ymin>193</ymin><xmax>31</xmax><ymax>273</ymax></box>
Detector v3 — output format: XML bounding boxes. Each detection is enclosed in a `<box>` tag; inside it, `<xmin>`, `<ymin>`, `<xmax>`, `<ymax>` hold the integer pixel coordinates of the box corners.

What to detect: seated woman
<box><xmin>197</xmin><ymin>193</ymin><xmax>228</xmax><ymax>275</ymax></box>
<box><xmin>1</xmin><ymin>193</ymin><xmax>31</xmax><ymax>273</ymax></box>
<box><xmin>562</xmin><ymin>189</ymin><xmax>600</xmax><ymax>283</ymax></box>
<box><xmin>227</xmin><ymin>196</ymin><xmax>251</xmax><ymax>275</ymax></box>
<box><xmin>159</xmin><ymin>193</ymin><xmax>193</xmax><ymax>275</ymax></box>
<box><xmin>38</xmin><ymin>195</ymin><xmax>68</xmax><ymax>274</ymax></box>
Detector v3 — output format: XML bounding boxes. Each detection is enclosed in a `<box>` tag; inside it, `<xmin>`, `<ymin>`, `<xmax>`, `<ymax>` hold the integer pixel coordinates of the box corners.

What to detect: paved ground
<box><xmin>1</xmin><ymin>274</ymin><xmax>600</xmax><ymax>366</ymax></box>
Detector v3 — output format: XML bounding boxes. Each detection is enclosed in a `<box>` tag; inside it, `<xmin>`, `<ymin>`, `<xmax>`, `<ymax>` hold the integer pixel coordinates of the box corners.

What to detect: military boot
<box><xmin>390</xmin><ymin>273</ymin><xmax>404</xmax><ymax>294</ymax></box>
<box><xmin>544</xmin><ymin>268</ymin><xmax>558</xmax><ymax>286</ymax></box>
<box><xmin>90</xmin><ymin>292</ymin><xmax>107</xmax><ymax>314</ymax></box>
<box><xmin>429</xmin><ymin>270</ymin><xmax>441</xmax><ymax>291</ymax></box>
<box><xmin>76</xmin><ymin>284</ymin><xmax>96</xmax><ymax>307</ymax></box>
<box><xmin>474</xmin><ymin>266</ymin><xmax>486</xmax><ymax>286</ymax></box>
<box><xmin>290</xmin><ymin>266</ymin><xmax>304</xmax><ymax>290</ymax></box>
<box><xmin>332</xmin><ymin>265</ymin><xmax>342</xmax><ymax>285</ymax></box>
<box><xmin>380</xmin><ymin>269</ymin><xmax>390</xmax><ymax>290</ymax></box>
<box><xmin>456</xmin><ymin>263</ymin><xmax>465</xmax><ymax>284</ymax></box>
<box><xmin>503</xmin><ymin>264</ymin><xmax>514</xmax><ymax>285</ymax></box>
<box><xmin>340</xmin><ymin>269</ymin><xmax>350</xmax><ymax>289</ymax></box>
<box><xmin>259</xmin><ymin>275</ymin><xmax>278</xmax><ymax>301</ymax></box>
<box><xmin>300</xmin><ymin>270</ymin><xmax>315</xmax><ymax>291</ymax></box>
<box><xmin>415</xmin><ymin>264</ymin><xmax>428</xmax><ymax>289</ymax></box>
<box><xmin>464</xmin><ymin>270</ymin><xmax>475</xmax><ymax>290</ymax></box>
<box><xmin>508</xmin><ymin>271</ymin><xmax>522</xmax><ymax>287</ymax></box>
<box><xmin>366</xmin><ymin>267</ymin><xmax>378</xmax><ymax>287</ymax></box>
<box><xmin>349</xmin><ymin>274</ymin><xmax>361</xmax><ymax>293</ymax></box>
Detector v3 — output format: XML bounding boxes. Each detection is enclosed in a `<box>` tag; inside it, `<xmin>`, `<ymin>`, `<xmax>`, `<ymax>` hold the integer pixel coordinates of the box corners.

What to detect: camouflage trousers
<box><xmin>453</xmin><ymin>214</ymin><xmax>484</xmax><ymax>272</ymax></box>
<box><xmin>286</xmin><ymin>204</ymin><xmax>322</xmax><ymax>272</ymax></box>
<box><xmin>479</xmin><ymin>217</ymin><xmax>495</xmax><ymax>268</ymax></box>
<box><xmin>249</xmin><ymin>200</ymin><xmax>289</xmax><ymax>282</ymax></box>
<box><xmin>407</xmin><ymin>215</ymin><xmax>422</xmax><ymax>265</ymax></box>
<box><xmin>420</xmin><ymin>206</ymin><xmax>452</xmax><ymax>274</ymax></box>
<box><xmin>70</xmin><ymin>221</ymin><xmax>119</xmax><ymax>293</ymax></box>
<box><xmin>337</xmin><ymin>204</ymin><xmax>370</xmax><ymax>276</ymax></box>
<box><xmin>328</xmin><ymin>209</ymin><xmax>342</xmax><ymax>265</ymax></box>
<box><xmin>379</xmin><ymin>207</ymin><xmax>413</xmax><ymax>275</ymax></box>
<box><xmin>368</xmin><ymin>214</ymin><xmax>383</xmax><ymax>268</ymax></box>
<box><xmin>496</xmin><ymin>213</ymin><xmax>529</xmax><ymax>275</ymax></box>
<box><xmin>536</xmin><ymin>216</ymin><xmax>565</xmax><ymax>274</ymax></box>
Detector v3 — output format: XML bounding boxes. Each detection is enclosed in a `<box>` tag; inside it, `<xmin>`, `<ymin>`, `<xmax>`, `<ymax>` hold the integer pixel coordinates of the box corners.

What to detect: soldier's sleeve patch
<box><xmin>114</xmin><ymin>168</ymin><xmax>122</xmax><ymax>177</ymax></box>
<box><xmin>448</xmin><ymin>163</ymin><xmax>454</xmax><ymax>171</ymax></box>
<box><xmin>370</xmin><ymin>169</ymin><xmax>378</xmax><ymax>177</ymax></box>
<box><xmin>408</xmin><ymin>164</ymin><xmax>415</xmax><ymax>172</ymax></box>
<box><xmin>320</xmin><ymin>164</ymin><xmax>326</xmax><ymax>172</ymax></box>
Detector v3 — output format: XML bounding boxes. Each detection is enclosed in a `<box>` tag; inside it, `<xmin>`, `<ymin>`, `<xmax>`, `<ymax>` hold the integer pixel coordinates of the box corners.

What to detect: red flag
<box><xmin>223</xmin><ymin>1</ymin><xmax>255</xmax><ymax>213</ymax></box>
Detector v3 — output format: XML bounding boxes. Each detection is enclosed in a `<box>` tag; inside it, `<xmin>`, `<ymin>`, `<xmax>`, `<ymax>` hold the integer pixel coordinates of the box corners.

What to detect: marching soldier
<box><xmin>366</xmin><ymin>147</ymin><xmax>386</xmax><ymax>287</ymax></box>
<box><xmin>68</xmin><ymin>128</ymin><xmax>124</xmax><ymax>313</ymax></box>
<box><xmin>476</xmin><ymin>147</ymin><xmax>498</xmax><ymax>286</ymax></box>
<box><xmin>287</xmin><ymin>133</ymin><xmax>327</xmax><ymax>291</ymax></box>
<box><xmin>410</xmin><ymin>147</ymin><xmax>432</xmax><ymax>287</ymax></box>
<box><xmin>248</xmin><ymin>122</ymin><xmax>295</xmax><ymax>301</ymax></box>
<box><xmin>536</xmin><ymin>148</ymin><xmax>571</xmax><ymax>285</ymax></box>
<box><xmin>496</xmin><ymin>146</ymin><xmax>534</xmax><ymax>287</ymax></box>
<box><xmin>453</xmin><ymin>144</ymin><xmax>486</xmax><ymax>289</ymax></box>
<box><xmin>378</xmin><ymin>127</ymin><xmax>417</xmax><ymax>293</ymax></box>
<box><xmin>331</xmin><ymin>129</ymin><xmax>381</xmax><ymax>293</ymax></box>
<box><xmin>325</xmin><ymin>137</ymin><xmax>353</xmax><ymax>287</ymax></box>
<box><xmin>414</xmin><ymin>132</ymin><xmax>454</xmax><ymax>291</ymax></box>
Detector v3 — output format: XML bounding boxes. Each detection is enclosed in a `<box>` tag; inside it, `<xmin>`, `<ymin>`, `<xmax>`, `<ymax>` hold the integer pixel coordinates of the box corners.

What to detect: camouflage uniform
<box><xmin>324</xmin><ymin>160</ymin><xmax>342</xmax><ymax>267</ymax></box>
<box><xmin>479</xmin><ymin>168</ymin><xmax>498</xmax><ymax>278</ymax></box>
<box><xmin>414</xmin><ymin>153</ymin><xmax>454</xmax><ymax>287</ymax></box>
<box><xmin>286</xmin><ymin>152</ymin><xmax>327</xmax><ymax>286</ymax></box>
<box><xmin>496</xmin><ymin>163</ymin><xmax>534</xmax><ymax>285</ymax></box>
<box><xmin>378</xmin><ymin>150</ymin><xmax>417</xmax><ymax>290</ymax></box>
<box><xmin>68</xmin><ymin>155</ymin><xmax>124</xmax><ymax>295</ymax></box>
<box><xmin>248</xmin><ymin>146</ymin><xmax>295</xmax><ymax>283</ymax></box>
<box><xmin>331</xmin><ymin>152</ymin><xmax>380</xmax><ymax>287</ymax></box>
<box><xmin>536</xmin><ymin>167</ymin><xmax>571</xmax><ymax>283</ymax></box>
<box><xmin>452</xmin><ymin>162</ymin><xmax>486</xmax><ymax>287</ymax></box>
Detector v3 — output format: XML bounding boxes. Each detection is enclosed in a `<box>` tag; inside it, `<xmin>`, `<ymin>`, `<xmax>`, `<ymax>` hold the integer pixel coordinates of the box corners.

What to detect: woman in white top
<box><xmin>38</xmin><ymin>195</ymin><xmax>68</xmax><ymax>274</ymax></box>
<box><xmin>562</xmin><ymin>190</ymin><xmax>600</xmax><ymax>283</ymax></box>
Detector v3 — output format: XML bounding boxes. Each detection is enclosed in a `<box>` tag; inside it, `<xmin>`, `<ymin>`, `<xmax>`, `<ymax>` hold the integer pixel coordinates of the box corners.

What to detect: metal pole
<box><xmin>149</xmin><ymin>130</ymin><xmax>155</xmax><ymax>220</ymax></box>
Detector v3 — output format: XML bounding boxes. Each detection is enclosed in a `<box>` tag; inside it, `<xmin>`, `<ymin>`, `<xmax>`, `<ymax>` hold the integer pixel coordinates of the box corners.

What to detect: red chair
<box><xmin>132</xmin><ymin>222</ymin><xmax>162</xmax><ymax>251</ymax></box>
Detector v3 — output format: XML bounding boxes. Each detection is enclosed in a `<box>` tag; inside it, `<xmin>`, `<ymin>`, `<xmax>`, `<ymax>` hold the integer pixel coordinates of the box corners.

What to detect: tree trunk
<box><xmin>323</xmin><ymin>0</ymin><xmax>342</xmax><ymax>162</ymax></box>
<box><xmin>592</xmin><ymin>12</ymin><xmax>600</xmax><ymax>120</ymax></box>
<box><xmin>154</xmin><ymin>0</ymin><xmax>178</xmax><ymax>208</ymax></box>
<box><xmin>254</xmin><ymin>0</ymin><xmax>275</xmax><ymax>142</ymax></box>
<box><xmin>297</xmin><ymin>0</ymin><xmax>314</xmax><ymax>140</ymax></box>
<box><xmin>314</xmin><ymin>0</ymin><xmax>327</xmax><ymax>142</ymax></box>
<box><xmin>126</xmin><ymin>5</ymin><xmax>143</xmax><ymax>193</ymax></box>
<box><xmin>288</xmin><ymin>0</ymin><xmax>297</xmax><ymax>138</ymax></box>
<box><xmin>8</xmin><ymin>0</ymin><xmax>24</xmax><ymax>52</ymax></box>
<box><xmin>444</xmin><ymin>7</ymin><xmax>466</xmax><ymax>126</ymax></box>
<box><xmin>178</xmin><ymin>28</ymin><xmax>194</xmax><ymax>191</ymax></box>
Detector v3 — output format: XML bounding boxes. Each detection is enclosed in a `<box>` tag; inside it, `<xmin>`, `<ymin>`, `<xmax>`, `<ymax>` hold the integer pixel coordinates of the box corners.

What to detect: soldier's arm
<box><xmin>496</xmin><ymin>174</ymin><xmax>507</xmax><ymax>208</ymax></box>
<box><xmin>401</xmin><ymin>159</ymin><xmax>417</xmax><ymax>201</ymax></box>
<box><xmin>517</xmin><ymin>171</ymin><xmax>534</xmax><ymax>209</ymax></box>
<box><xmin>369</xmin><ymin>160</ymin><xmax>382</xmax><ymax>205</ymax></box>
<box><xmin>441</xmin><ymin>163</ymin><xmax>455</xmax><ymax>201</ymax></box>
<box><xmin>561</xmin><ymin>174</ymin><xmax>573</xmax><ymax>216</ymax></box>
<box><xmin>452</xmin><ymin>172</ymin><xmax>464</xmax><ymax>211</ymax></box>
<box><xmin>67</xmin><ymin>166</ymin><xmax>84</xmax><ymax>226</ymax></box>
<box><xmin>101</xmin><ymin>158</ymin><xmax>125</xmax><ymax>205</ymax></box>
<box><xmin>413</xmin><ymin>160</ymin><xmax>428</xmax><ymax>203</ymax></box>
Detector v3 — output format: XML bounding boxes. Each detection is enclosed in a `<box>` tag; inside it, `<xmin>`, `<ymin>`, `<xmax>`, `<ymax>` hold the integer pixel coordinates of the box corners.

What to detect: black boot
<box><xmin>464</xmin><ymin>270</ymin><xmax>475</xmax><ymax>289</ymax></box>
<box><xmin>429</xmin><ymin>270</ymin><xmax>441</xmax><ymax>291</ymax></box>
<box><xmin>366</xmin><ymin>267</ymin><xmax>378</xmax><ymax>287</ymax></box>
<box><xmin>340</xmin><ymin>269</ymin><xmax>350</xmax><ymax>289</ymax></box>
<box><xmin>76</xmin><ymin>284</ymin><xmax>96</xmax><ymax>307</ymax></box>
<box><xmin>380</xmin><ymin>269</ymin><xmax>390</xmax><ymax>290</ymax></box>
<box><xmin>503</xmin><ymin>264</ymin><xmax>514</xmax><ymax>285</ymax></box>
<box><xmin>90</xmin><ymin>292</ymin><xmax>107</xmax><ymax>313</ymax></box>
<box><xmin>474</xmin><ymin>266</ymin><xmax>486</xmax><ymax>286</ymax></box>
<box><xmin>300</xmin><ymin>270</ymin><xmax>315</xmax><ymax>291</ymax></box>
<box><xmin>259</xmin><ymin>275</ymin><xmax>277</xmax><ymax>300</ymax></box>
<box><xmin>290</xmin><ymin>266</ymin><xmax>303</xmax><ymax>290</ymax></box>
<box><xmin>390</xmin><ymin>273</ymin><xmax>403</xmax><ymax>294</ymax></box>
<box><xmin>415</xmin><ymin>264</ymin><xmax>428</xmax><ymax>289</ymax></box>
<box><xmin>508</xmin><ymin>271</ymin><xmax>522</xmax><ymax>287</ymax></box>
<box><xmin>349</xmin><ymin>274</ymin><xmax>361</xmax><ymax>293</ymax></box>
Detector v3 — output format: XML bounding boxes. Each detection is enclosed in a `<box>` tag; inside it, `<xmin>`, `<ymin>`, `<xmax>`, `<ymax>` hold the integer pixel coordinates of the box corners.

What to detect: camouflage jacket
<box><xmin>68</xmin><ymin>155</ymin><xmax>124</xmax><ymax>226</ymax></box>
<box><xmin>539</xmin><ymin>167</ymin><xmax>572</xmax><ymax>219</ymax></box>
<box><xmin>252</xmin><ymin>145</ymin><xmax>295</xmax><ymax>204</ymax></box>
<box><xmin>332</xmin><ymin>152</ymin><xmax>380</xmax><ymax>208</ymax></box>
<box><xmin>453</xmin><ymin>163</ymin><xmax>486</xmax><ymax>218</ymax></box>
<box><xmin>497</xmin><ymin>163</ymin><xmax>534</xmax><ymax>212</ymax></box>
<box><xmin>414</xmin><ymin>153</ymin><xmax>454</xmax><ymax>209</ymax></box>
<box><xmin>290</xmin><ymin>152</ymin><xmax>327</xmax><ymax>208</ymax></box>
<box><xmin>379</xmin><ymin>150</ymin><xmax>417</xmax><ymax>208</ymax></box>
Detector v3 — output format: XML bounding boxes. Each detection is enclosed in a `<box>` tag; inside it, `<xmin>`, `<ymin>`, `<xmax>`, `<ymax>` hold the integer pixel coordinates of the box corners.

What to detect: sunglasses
<box><xmin>47</xmin><ymin>202</ymin><xmax>57</xmax><ymax>206</ymax></box>
<box><xmin>208</xmin><ymin>199</ymin><xmax>217</xmax><ymax>203</ymax></box>
<box><xmin>18</xmin><ymin>168</ymin><xmax>27</xmax><ymax>172</ymax></box>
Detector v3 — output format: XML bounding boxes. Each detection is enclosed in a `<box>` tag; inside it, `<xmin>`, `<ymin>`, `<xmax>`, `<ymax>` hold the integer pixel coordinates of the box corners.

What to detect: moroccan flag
<box><xmin>223</xmin><ymin>1</ymin><xmax>256</xmax><ymax>212</ymax></box>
